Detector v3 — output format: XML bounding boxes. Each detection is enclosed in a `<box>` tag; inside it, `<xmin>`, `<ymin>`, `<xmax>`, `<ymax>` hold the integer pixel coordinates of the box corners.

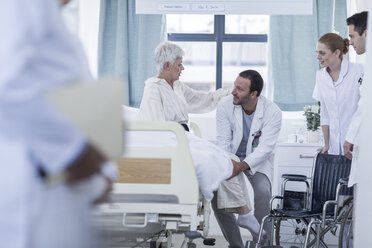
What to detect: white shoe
<box><xmin>237</xmin><ymin>213</ymin><xmax>266</xmax><ymax>237</ymax></box>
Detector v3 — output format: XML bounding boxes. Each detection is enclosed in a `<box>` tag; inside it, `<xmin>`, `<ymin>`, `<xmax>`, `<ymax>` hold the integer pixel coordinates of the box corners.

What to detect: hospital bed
<box><xmin>97</xmin><ymin>120</ymin><xmax>232</xmax><ymax>248</ymax></box>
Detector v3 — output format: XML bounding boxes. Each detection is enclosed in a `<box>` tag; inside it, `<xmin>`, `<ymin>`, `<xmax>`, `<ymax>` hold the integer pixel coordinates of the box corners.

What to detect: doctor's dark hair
<box><xmin>239</xmin><ymin>70</ymin><xmax>263</xmax><ymax>96</ymax></box>
<box><xmin>347</xmin><ymin>11</ymin><xmax>368</xmax><ymax>35</ymax></box>
<box><xmin>318</xmin><ymin>33</ymin><xmax>349</xmax><ymax>58</ymax></box>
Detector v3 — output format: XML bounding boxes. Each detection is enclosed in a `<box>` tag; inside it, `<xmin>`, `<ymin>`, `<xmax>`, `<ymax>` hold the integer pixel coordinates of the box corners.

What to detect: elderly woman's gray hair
<box><xmin>154</xmin><ymin>41</ymin><xmax>185</xmax><ymax>73</ymax></box>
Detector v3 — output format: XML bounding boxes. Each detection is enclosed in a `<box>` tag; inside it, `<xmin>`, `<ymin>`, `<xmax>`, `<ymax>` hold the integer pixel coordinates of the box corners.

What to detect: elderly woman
<box><xmin>139</xmin><ymin>41</ymin><xmax>230</xmax><ymax>131</ymax></box>
<box><xmin>313</xmin><ymin>33</ymin><xmax>363</xmax><ymax>155</ymax></box>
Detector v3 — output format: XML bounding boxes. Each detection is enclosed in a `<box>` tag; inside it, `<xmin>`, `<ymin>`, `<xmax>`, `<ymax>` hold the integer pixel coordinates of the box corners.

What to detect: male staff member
<box><xmin>343</xmin><ymin>11</ymin><xmax>368</xmax><ymax>188</ymax></box>
<box><xmin>212</xmin><ymin>70</ymin><xmax>282</xmax><ymax>247</ymax></box>
<box><xmin>0</xmin><ymin>0</ymin><xmax>115</xmax><ymax>247</ymax></box>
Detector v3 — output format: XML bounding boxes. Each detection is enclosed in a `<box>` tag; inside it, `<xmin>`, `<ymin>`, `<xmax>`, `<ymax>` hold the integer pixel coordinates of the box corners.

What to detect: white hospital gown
<box><xmin>312</xmin><ymin>59</ymin><xmax>363</xmax><ymax>155</ymax></box>
<box><xmin>139</xmin><ymin>77</ymin><xmax>230</xmax><ymax>124</ymax></box>
<box><xmin>0</xmin><ymin>1</ymin><xmax>110</xmax><ymax>247</ymax></box>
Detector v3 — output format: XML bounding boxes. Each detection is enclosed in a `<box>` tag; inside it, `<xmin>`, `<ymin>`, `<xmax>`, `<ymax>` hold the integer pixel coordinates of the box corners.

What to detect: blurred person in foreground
<box><xmin>0</xmin><ymin>0</ymin><xmax>116</xmax><ymax>247</ymax></box>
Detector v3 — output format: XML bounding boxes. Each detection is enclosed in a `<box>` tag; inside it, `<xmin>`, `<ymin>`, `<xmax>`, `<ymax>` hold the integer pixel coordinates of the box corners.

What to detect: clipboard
<box><xmin>48</xmin><ymin>78</ymin><xmax>124</xmax><ymax>159</ymax></box>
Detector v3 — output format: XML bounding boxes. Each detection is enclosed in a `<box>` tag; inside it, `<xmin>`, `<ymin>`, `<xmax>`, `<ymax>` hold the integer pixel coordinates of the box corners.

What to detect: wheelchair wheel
<box><xmin>274</xmin><ymin>218</ymin><xmax>307</xmax><ymax>247</ymax></box>
<box><xmin>339</xmin><ymin>203</ymin><xmax>353</xmax><ymax>248</ymax></box>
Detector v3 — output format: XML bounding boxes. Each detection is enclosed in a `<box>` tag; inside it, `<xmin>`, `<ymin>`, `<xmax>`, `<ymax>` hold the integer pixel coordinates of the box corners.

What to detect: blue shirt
<box><xmin>235</xmin><ymin>109</ymin><xmax>255</xmax><ymax>161</ymax></box>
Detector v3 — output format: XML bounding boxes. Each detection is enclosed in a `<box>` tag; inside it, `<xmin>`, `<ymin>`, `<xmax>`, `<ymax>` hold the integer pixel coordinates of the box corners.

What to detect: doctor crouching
<box><xmin>213</xmin><ymin>70</ymin><xmax>282</xmax><ymax>247</ymax></box>
<box><xmin>0</xmin><ymin>0</ymin><xmax>116</xmax><ymax>248</ymax></box>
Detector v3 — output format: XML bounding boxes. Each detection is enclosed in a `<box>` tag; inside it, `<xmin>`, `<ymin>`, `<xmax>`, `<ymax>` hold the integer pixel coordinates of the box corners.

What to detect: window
<box><xmin>167</xmin><ymin>15</ymin><xmax>269</xmax><ymax>93</ymax></box>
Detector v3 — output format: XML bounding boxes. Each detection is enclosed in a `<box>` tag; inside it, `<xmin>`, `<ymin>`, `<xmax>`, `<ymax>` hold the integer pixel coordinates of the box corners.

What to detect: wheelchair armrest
<box><xmin>280</xmin><ymin>174</ymin><xmax>310</xmax><ymax>209</ymax></box>
<box><xmin>339</xmin><ymin>178</ymin><xmax>349</xmax><ymax>185</ymax></box>
<box><xmin>322</xmin><ymin>200</ymin><xmax>338</xmax><ymax>227</ymax></box>
<box><xmin>282</xmin><ymin>174</ymin><xmax>307</xmax><ymax>181</ymax></box>
<box><xmin>270</xmin><ymin>195</ymin><xmax>284</xmax><ymax>211</ymax></box>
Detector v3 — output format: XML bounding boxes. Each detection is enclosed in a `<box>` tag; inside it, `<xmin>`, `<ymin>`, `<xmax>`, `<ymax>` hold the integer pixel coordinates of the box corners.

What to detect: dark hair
<box><xmin>239</xmin><ymin>70</ymin><xmax>264</xmax><ymax>96</ymax></box>
<box><xmin>318</xmin><ymin>33</ymin><xmax>349</xmax><ymax>58</ymax></box>
<box><xmin>347</xmin><ymin>11</ymin><xmax>368</xmax><ymax>35</ymax></box>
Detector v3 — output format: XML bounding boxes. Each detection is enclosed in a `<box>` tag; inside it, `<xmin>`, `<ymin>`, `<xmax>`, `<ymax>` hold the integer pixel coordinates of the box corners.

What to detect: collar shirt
<box><xmin>0</xmin><ymin>1</ymin><xmax>92</xmax><ymax>246</ymax></box>
<box><xmin>139</xmin><ymin>77</ymin><xmax>230</xmax><ymax>124</ymax></box>
<box><xmin>312</xmin><ymin>59</ymin><xmax>363</xmax><ymax>155</ymax></box>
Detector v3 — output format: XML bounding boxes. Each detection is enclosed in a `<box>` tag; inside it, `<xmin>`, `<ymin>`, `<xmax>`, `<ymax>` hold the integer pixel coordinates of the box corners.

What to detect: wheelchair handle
<box><xmin>299</xmin><ymin>154</ymin><xmax>315</xmax><ymax>159</ymax></box>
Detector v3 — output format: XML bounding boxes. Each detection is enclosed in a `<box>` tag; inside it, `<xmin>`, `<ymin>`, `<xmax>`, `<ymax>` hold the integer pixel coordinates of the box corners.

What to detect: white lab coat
<box><xmin>139</xmin><ymin>77</ymin><xmax>230</xmax><ymax>124</ymax></box>
<box><xmin>345</xmin><ymin>85</ymin><xmax>364</xmax><ymax>187</ymax></box>
<box><xmin>216</xmin><ymin>95</ymin><xmax>282</xmax><ymax>184</ymax></box>
<box><xmin>312</xmin><ymin>59</ymin><xmax>363</xmax><ymax>155</ymax></box>
<box><xmin>0</xmin><ymin>1</ymin><xmax>110</xmax><ymax>247</ymax></box>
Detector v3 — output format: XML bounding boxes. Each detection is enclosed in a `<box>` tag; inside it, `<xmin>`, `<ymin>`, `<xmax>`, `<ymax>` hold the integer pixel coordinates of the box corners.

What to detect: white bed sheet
<box><xmin>126</xmin><ymin>131</ymin><xmax>233</xmax><ymax>201</ymax></box>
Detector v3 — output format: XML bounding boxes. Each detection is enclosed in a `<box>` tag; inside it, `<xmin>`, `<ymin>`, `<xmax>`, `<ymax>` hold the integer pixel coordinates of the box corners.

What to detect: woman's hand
<box><xmin>319</xmin><ymin>145</ymin><xmax>329</xmax><ymax>154</ymax></box>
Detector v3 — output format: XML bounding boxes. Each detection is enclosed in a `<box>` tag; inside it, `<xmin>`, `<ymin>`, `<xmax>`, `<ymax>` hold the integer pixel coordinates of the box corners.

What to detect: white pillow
<box><xmin>122</xmin><ymin>105</ymin><xmax>139</xmax><ymax>122</ymax></box>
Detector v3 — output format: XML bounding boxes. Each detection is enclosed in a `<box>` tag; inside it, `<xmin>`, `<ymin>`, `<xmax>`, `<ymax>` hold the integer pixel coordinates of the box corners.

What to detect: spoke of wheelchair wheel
<box><xmin>278</xmin><ymin>220</ymin><xmax>306</xmax><ymax>243</ymax></box>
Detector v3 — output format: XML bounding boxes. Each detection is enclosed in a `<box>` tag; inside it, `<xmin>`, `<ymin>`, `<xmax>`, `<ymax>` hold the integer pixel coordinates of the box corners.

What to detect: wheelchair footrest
<box><xmin>260</xmin><ymin>246</ymin><xmax>282</xmax><ymax>248</ymax></box>
<box><xmin>245</xmin><ymin>240</ymin><xmax>282</xmax><ymax>248</ymax></box>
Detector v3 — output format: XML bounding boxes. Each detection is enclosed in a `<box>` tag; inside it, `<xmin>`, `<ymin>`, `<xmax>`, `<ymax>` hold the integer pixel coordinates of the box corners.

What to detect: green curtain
<box><xmin>98</xmin><ymin>0</ymin><xmax>166</xmax><ymax>106</ymax></box>
<box><xmin>269</xmin><ymin>0</ymin><xmax>347</xmax><ymax>111</ymax></box>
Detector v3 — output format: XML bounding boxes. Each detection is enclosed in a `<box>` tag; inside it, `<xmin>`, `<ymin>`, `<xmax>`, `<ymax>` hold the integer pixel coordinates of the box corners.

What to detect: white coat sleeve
<box><xmin>345</xmin><ymin>86</ymin><xmax>363</xmax><ymax>145</ymax></box>
<box><xmin>0</xmin><ymin>1</ymin><xmax>86</xmax><ymax>175</ymax></box>
<box><xmin>216</xmin><ymin>98</ymin><xmax>233</xmax><ymax>153</ymax></box>
<box><xmin>180</xmin><ymin>82</ymin><xmax>231</xmax><ymax>113</ymax></box>
<box><xmin>319</xmin><ymin>100</ymin><xmax>330</xmax><ymax>126</ymax></box>
<box><xmin>138</xmin><ymin>84</ymin><xmax>166</xmax><ymax>121</ymax></box>
<box><xmin>244</xmin><ymin>108</ymin><xmax>282</xmax><ymax>174</ymax></box>
<box><xmin>312</xmin><ymin>72</ymin><xmax>329</xmax><ymax>126</ymax></box>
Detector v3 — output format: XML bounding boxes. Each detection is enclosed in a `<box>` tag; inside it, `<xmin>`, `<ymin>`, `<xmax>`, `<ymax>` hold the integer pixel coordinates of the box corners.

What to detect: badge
<box><xmin>252</xmin><ymin>130</ymin><xmax>262</xmax><ymax>148</ymax></box>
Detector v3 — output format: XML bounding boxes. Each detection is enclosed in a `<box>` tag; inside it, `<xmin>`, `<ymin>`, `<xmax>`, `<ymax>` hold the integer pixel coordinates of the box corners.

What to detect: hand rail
<box><xmin>299</xmin><ymin>154</ymin><xmax>315</xmax><ymax>159</ymax></box>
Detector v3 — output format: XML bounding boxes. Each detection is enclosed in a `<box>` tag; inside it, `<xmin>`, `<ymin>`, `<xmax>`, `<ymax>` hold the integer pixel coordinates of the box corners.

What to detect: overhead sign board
<box><xmin>136</xmin><ymin>0</ymin><xmax>313</xmax><ymax>15</ymax></box>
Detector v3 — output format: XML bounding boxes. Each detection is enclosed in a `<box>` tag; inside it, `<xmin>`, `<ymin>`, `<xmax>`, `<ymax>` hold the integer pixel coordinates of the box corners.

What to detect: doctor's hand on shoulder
<box><xmin>227</xmin><ymin>160</ymin><xmax>250</xmax><ymax>180</ymax></box>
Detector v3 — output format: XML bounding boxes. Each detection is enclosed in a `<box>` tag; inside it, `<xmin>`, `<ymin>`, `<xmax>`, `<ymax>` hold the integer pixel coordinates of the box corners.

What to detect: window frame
<box><xmin>167</xmin><ymin>15</ymin><xmax>267</xmax><ymax>89</ymax></box>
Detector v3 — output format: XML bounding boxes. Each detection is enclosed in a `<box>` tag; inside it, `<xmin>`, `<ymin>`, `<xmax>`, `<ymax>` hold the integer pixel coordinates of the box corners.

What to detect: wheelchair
<box><xmin>255</xmin><ymin>153</ymin><xmax>353</xmax><ymax>248</ymax></box>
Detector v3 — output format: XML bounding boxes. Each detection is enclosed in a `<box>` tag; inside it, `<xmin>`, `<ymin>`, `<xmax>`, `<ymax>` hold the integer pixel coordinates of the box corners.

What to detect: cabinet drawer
<box><xmin>276</xmin><ymin>146</ymin><xmax>320</xmax><ymax>167</ymax></box>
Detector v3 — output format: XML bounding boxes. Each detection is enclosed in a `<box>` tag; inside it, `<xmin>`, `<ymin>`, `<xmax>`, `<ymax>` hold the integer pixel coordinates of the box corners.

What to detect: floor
<box><xmin>171</xmin><ymin>234</ymin><xmax>339</xmax><ymax>248</ymax></box>
<box><xmin>172</xmin><ymin>234</ymin><xmax>249</xmax><ymax>248</ymax></box>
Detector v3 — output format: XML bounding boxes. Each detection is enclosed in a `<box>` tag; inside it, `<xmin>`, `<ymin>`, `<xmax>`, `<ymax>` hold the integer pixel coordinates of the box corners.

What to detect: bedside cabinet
<box><xmin>273</xmin><ymin>143</ymin><xmax>321</xmax><ymax>196</ymax></box>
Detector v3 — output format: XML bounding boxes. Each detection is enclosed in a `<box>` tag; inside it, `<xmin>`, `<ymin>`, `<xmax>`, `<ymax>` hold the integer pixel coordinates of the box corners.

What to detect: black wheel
<box><xmin>187</xmin><ymin>242</ymin><xmax>197</xmax><ymax>248</ymax></box>
<box><xmin>149</xmin><ymin>240</ymin><xmax>157</xmax><ymax>248</ymax></box>
<box><xmin>274</xmin><ymin>218</ymin><xmax>307</xmax><ymax>247</ymax></box>
<box><xmin>339</xmin><ymin>203</ymin><xmax>353</xmax><ymax>248</ymax></box>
